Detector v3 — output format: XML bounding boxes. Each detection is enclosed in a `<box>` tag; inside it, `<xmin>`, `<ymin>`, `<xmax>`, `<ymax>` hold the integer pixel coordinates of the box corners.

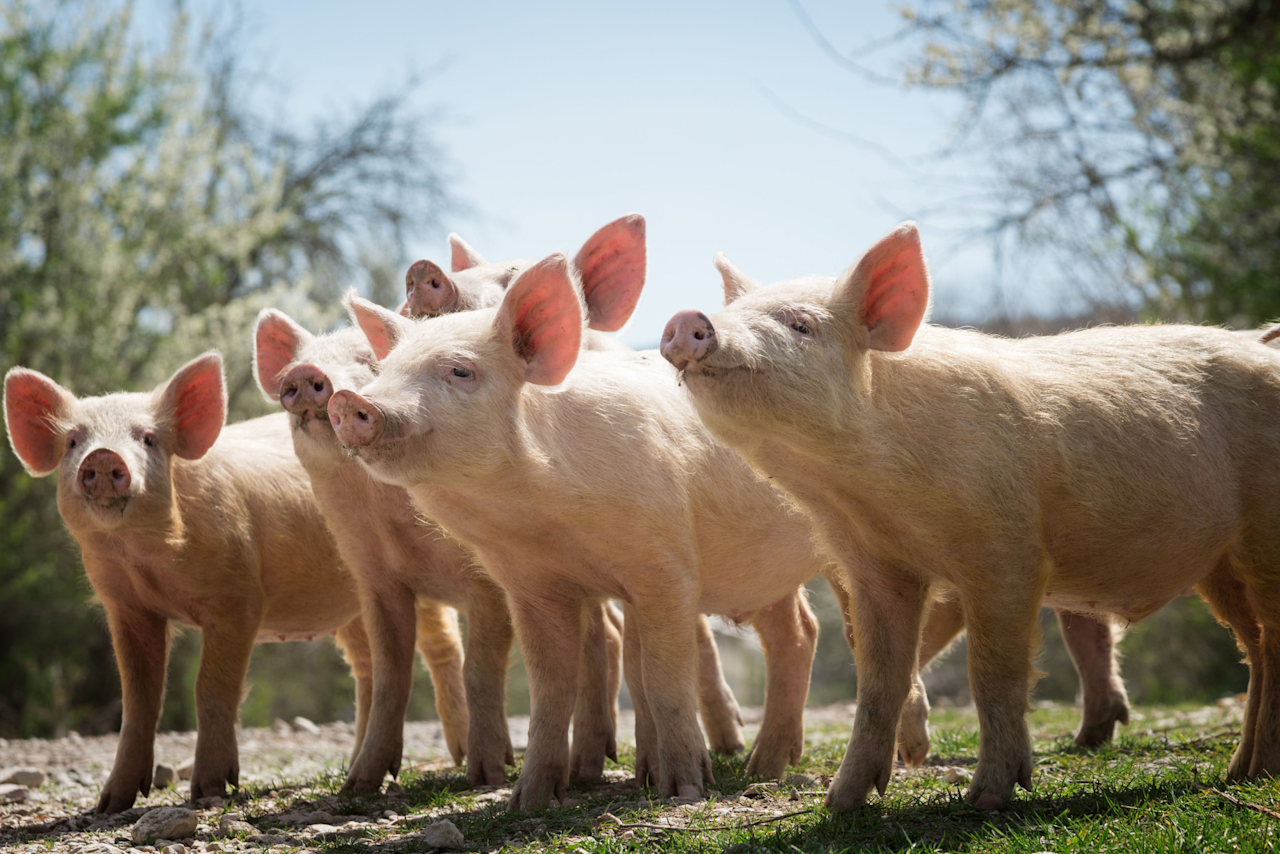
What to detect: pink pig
<box><xmin>254</xmin><ymin>314</ymin><xmax>629</xmax><ymax>789</ymax></box>
<box><xmin>327</xmin><ymin>255</ymin><xmax>840</xmax><ymax>809</ymax></box>
<box><xmin>3</xmin><ymin>354</ymin><xmax>379</xmax><ymax>812</ymax></box>
<box><xmin>662</xmin><ymin>222</ymin><xmax>1280</xmax><ymax>810</ymax></box>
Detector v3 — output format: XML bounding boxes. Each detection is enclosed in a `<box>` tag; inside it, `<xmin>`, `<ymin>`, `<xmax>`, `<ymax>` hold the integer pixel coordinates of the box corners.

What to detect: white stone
<box><xmin>176</xmin><ymin>759</ymin><xmax>195</xmax><ymax>781</ymax></box>
<box><xmin>0</xmin><ymin>784</ymin><xmax>28</xmax><ymax>803</ymax></box>
<box><xmin>162</xmin><ymin>845</ymin><xmax>186</xmax><ymax>854</ymax></box>
<box><xmin>299</xmin><ymin>811</ymin><xmax>334</xmax><ymax>825</ymax></box>
<box><xmin>132</xmin><ymin>807</ymin><xmax>199</xmax><ymax>844</ymax></box>
<box><xmin>0</xmin><ymin>767</ymin><xmax>45</xmax><ymax>787</ymax></box>
<box><xmin>152</xmin><ymin>764</ymin><xmax>176</xmax><ymax>788</ymax></box>
<box><xmin>418</xmin><ymin>819</ymin><xmax>464</xmax><ymax>850</ymax></box>
<box><xmin>944</xmin><ymin>767</ymin><xmax>972</xmax><ymax>784</ymax></box>
<box><xmin>217</xmin><ymin>816</ymin><xmax>254</xmax><ymax>838</ymax></box>
<box><xmin>291</xmin><ymin>716</ymin><xmax>321</xmax><ymax>735</ymax></box>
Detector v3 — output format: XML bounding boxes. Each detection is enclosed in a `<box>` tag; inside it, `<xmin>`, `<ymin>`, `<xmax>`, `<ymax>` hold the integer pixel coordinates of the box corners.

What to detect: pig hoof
<box><xmin>676</xmin><ymin>784</ymin><xmax>703</xmax><ymax>800</ymax></box>
<box><xmin>745</xmin><ymin>737</ymin><xmax>801</xmax><ymax>780</ymax></box>
<box><xmin>897</xmin><ymin>737</ymin><xmax>930</xmax><ymax>767</ymax></box>
<box><xmin>341</xmin><ymin>775</ymin><xmax>384</xmax><ymax>794</ymax></box>
<box><xmin>967</xmin><ymin>788</ymin><xmax>1009</xmax><ymax>810</ymax></box>
<box><xmin>95</xmin><ymin>786</ymin><xmax>140</xmax><ymax>815</ymax></box>
<box><xmin>508</xmin><ymin>768</ymin><xmax>567</xmax><ymax>812</ymax></box>
<box><xmin>1074</xmin><ymin>698</ymin><xmax>1130</xmax><ymax>747</ymax></box>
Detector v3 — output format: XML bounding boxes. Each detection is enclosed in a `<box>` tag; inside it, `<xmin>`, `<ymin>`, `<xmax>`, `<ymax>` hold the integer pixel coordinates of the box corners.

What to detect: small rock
<box><xmin>68</xmin><ymin>730</ymin><xmax>84</xmax><ymax>742</ymax></box>
<box><xmin>291</xmin><ymin>716</ymin><xmax>321</xmax><ymax>735</ymax></box>
<box><xmin>742</xmin><ymin>782</ymin><xmax>777</xmax><ymax>798</ymax></box>
<box><xmin>0</xmin><ymin>784</ymin><xmax>28</xmax><ymax>803</ymax></box>
<box><xmin>419</xmin><ymin>819</ymin><xmax>464</xmax><ymax>850</ymax></box>
<box><xmin>272</xmin><ymin>718</ymin><xmax>292</xmax><ymax>735</ymax></box>
<box><xmin>176</xmin><ymin>759</ymin><xmax>195</xmax><ymax>781</ymax></box>
<box><xmin>205</xmin><ymin>844</ymin><xmax>224</xmax><ymax>852</ymax></box>
<box><xmin>725</xmin><ymin>845</ymin><xmax>759</xmax><ymax>854</ymax></box>
<box><xmin>307</xmin><ymin>824</ymin><xmax>339</xmax><ymax>834</ymax></box>
<box><xmin>944</xmin><ymin>767</ymin><xmax>972</xmax><ymax>784</ymax></box>
<box><xmin>131</xmin><ymin>807</ymin><xmax>199</xmax><ymax>844</ymax></box>
<box><xmin>298</xmin><ymin>811</ymin><xmax>335</xmax><ymax>826</ymax></box>
<box><xmin>0</xmin><ymin>767</ymin><xmax>46</xmax><ymax>787</ymax></box>
<box><xmin>78</xmin><ymin>845</ymin><xmax>125</xmax><ymax>854</ymax></box>
<box><xmin>217</xmin><ymin>815</ymin><xmax>254</xmax><ymax>837</ymax></box>
<box><xmin>152</xmin><ymin>764</ymin><xmax>176</xmax><ymax>788</ymax></box>
<box><xmin>669</xmin><ymin>795</ymin><xmax>700</xmax><ymax>805</ymax></box>
<box><xmin>247</xmin><ymin>833</ymin><xmax>295</xmax><ymax>846</ymax></box>
<box><xmin>162</xmin><ymin>845</ymin><xmax>186</xmax><ymax>854</ymax></box>
<box><xmin>193</xmin><ymin>796</ymin><xmax>223</xmax><ymax>809</ymax></box>
<box><xmin>784</xmin><ymin>773</ymin><xmax>819</xmax><ymax>788</ymax></box>
<box><xmin>382</xmin><ymin>810</ymin><xmax>398</xmax><ymax>819</ymax></box>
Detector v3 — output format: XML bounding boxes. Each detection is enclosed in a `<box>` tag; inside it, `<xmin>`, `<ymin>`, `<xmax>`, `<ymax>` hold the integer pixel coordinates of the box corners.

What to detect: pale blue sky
<box><xmin>143</xmin><ymin>1</ymin><xmax>1055</xmax><ymax>345</ymax></box>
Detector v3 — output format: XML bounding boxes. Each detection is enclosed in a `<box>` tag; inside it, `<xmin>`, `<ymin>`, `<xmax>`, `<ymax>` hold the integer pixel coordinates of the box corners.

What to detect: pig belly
<box><xmin>255</xmin><ymin>627</ymin><xmax>341</xmax><ymax>644</ymax></box>
<box><xmin>1042</xmin><ymin>549</ymin><xmax>1220</xmax><ymax>622</ymax></box>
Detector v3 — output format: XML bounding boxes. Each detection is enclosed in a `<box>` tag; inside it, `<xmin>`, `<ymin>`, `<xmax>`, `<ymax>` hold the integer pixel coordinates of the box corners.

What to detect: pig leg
<box><xmin>343</xmin><ymin>587</ymin><xmax>416</xmax><ymax>792</ymax></box>
<box><xmin>827</xmin><ymin>576</ymin><xmax>964</xmax><ymax>767</ymax></box>
<box><xmin>334</xmin><ymin>617</ymin><xmax>374</xmax><ymax>762</ymax></box>
<box><xmin>190</xmin><ymin>620</ymin><xmax>259</xmax><ymax>800</ymax></box>
<box><xmin>625</xmin><ymin>603</ymin><xmax>660</xmax><ymax>787</ymax></box>
<box><xmin>1197</xmin><ymin>563</ymin><xmax>1261</xmax><ymax>780</ymax></box>
<box><xmin>414</xmin><ymin>600</ymin><xmax>469</xmax><ymax>766</ymax></box>
<box><xmin>1057</xmin><ymin>610</ymin><xmax>1130</xmax><ymax>747</ymax></box>
<box><xmin>901</xmin><ymin>597</ymin><xmax>967</xmax><ymax>765</ymax></box>
<box><xmin>826</xmin><ymin>569</ymin><xmax>929</xmax><ymax>813</ymax></box>
<box><xmin>744</xmin><ymin>590</ymin><xmax>818</xmax><ymax>778</ymax></box>
<box><xmin>695</xmin><ymin>615</ymin><xmax>746</xmax><ymax>755</ymax></box>
<box><xmin>96</xmin><ymin>604</ymin><xmax>169</xmax><ymax>814</ymax></box>
<box><xmin>507</xmin><ymin>591</ymin><xmax>583</xmax><ymax>810</ymax></box>
<box><xmin>571</xmin><ymin>601</ymin><xmax>619</xmax><ymax>781</ymax></box>
<box><xmin>632</xmin><ymin>597</ymin><xmax>713</xmax><ymax>799</ymax></box>
<box><xmin>604</xmin><ymin>602</ymin><xmax>623</xmax><ymax>737</ymax></box>
<box><xmin>464</xmin><ymin>583</ymin><xmax>516</xmax><ymax>787</ymax></box>
<box><xmin>960</xmin><ymin>579</ymin><xmax>1041</xmax><ymax>810</ymax></box>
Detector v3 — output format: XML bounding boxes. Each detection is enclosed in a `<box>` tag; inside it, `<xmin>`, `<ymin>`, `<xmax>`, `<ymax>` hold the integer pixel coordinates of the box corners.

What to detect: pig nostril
<box><xmin>357</xmin><ymin>410</ymin><xmax>368</xmax><ymax>422</ymax></box>
<box><xmin>313</xmin><ymin>381</ymin><xmax>325</xmax><ymax>393</ymax></box>
<box><xmin>83</xmin><ymin>471</ymin><xmax>96</xmax><ymax>483</ymax></box>
<box><xmin>693</xmin><ymin>330</ymin><xmax>706</xmax><ymax>341</ymax></box>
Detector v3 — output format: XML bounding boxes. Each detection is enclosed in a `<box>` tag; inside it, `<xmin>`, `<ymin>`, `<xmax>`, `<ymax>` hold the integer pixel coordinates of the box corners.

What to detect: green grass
<box><xmin>231</xmin><ymin>701</ymin><xmax>1280</xmax><ymax>853</ymax></box>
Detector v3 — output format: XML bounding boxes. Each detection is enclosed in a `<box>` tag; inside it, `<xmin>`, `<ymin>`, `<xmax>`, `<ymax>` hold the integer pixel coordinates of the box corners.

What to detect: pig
<box><xmin>0</xmin><ymin>354</ymin><xmax>422</xmax><ymax>813</ymax></box>
<box><xmin>660</xmin><ymin>221</ymin><xmax>1280</xmax><ymax>811</ymax></box>
<box><xmin>400</xmin><ymin>215</ymin><xmax>754</xmax><ymax>757</ymax></box>
<box><xmin>327</xmin><ymin>255</ymin><xmax>841</xmax><ymax>809</ymax></box>
<box><xmin>254</xmin><ymin>313</ymin><xmax>631</xmax><ymax>789</ymax></box>
<box><xmin>401</xmin><ymin>215</ymin><xmax>642</xmax><ymax>354</ymax></box>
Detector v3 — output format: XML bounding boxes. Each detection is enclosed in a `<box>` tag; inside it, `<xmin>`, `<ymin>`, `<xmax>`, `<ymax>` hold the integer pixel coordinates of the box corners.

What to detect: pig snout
<box><xmin>78</xmin><ymin>448</ymin><xmax>131</xmax><ymax>498</ymax></box>
<box><xmin>328</xmin><ymin>389</ymin><xmax>386</xmax><ymax>449</ymax></box>
<box><xmin>405</xmin><ymin>259</ymin><xmax>455</xmax><ymax>317</ymax></box>
<box><xmin>661</xmin><ymin>310</ymin><xmax>718</xmax><ymax>370</ymax></box>
<box><xmin>280</xmin><ymin>363</ymin><xmax>333</xmax><ymax>416</ymax></box>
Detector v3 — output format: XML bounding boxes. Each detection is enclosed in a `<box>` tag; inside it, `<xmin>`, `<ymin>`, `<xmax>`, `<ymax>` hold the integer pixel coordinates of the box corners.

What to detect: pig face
<box><xmin>661</xmin><ymin>223</ymin><xmax>931</xmax><ymax>446</ymax></box>
<box><xmin>402</xmin><ymin>215</ymin><xmax>645</xmax><ymax>334</ymax></box>
<box><xmin>330</xmin><ymin>254</ymin><xmax>584</xmax><ymax>488</ymax></box>
<box><xmin>4</xmin><ymin>354</ymin><xmax>227</xmax><ymax>533</ymax></box>
<box><xmin>254</xmin><ymin>311</ymin><xmax>380</xmax><ymax>473</ymax></box>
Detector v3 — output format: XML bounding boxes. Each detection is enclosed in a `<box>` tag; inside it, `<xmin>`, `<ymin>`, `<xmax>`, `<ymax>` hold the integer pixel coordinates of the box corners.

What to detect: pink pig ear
<box><xmin>4</xmin><ymin>368</ymin><xmax>73</xmax><ymax>476</ymax></box>
<box><xmin>254</xmin><ymin>309</ymin><xmax>313</xmax><ymax>400</ymax></box>
<box><xmin>498</xmin><ymin>253</ymin><xmax>583</xmax><ymax>385</ymax></box>
<box><xmin>156</xmin><ymin>353</ymin><xmax>226</xmax><ymax>460</ymax></box>
<box><xmin>713</xmin><ymin>252</ymin><xmax>758</xmax><ymax>305</ymax></box>
<box><xmin>448</xmin><ymin>233</ymin><xmax>487</xmax><ymax>273</ymax></box>
<box><xmin>574</xmin><ymin>214</ymin><xmax>646</xmax><ymax>332</ymax></box>
<box><xmin>345</xmin><ymin>291</ymin><xmax>413</xmax><ymax>361</ymax></box>
<box><xmin>834</xmin><ymin>222</ymin><xmax>930</xmax><ymax>352</ymax></box>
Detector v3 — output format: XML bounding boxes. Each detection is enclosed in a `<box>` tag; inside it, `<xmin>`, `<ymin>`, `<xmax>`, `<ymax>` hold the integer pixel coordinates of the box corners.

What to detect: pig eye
<box><xmin>452</xmin><ymin>367</ymin><xmax>473</xmax><ymax>379</ymax></box>
<box><xmin>143</xmin><ymin>433</ymin><xmax>156</xmax><ymax>448</ymax></box>
<box><xmin>67</xmin><ymin>437</ymin><xmax>77</xmax><ymax>449</ymax></box>
<box><xmin>790</xmin><ymin>322</ymin><xmax>812</xmax><ymax>336</ymax></box>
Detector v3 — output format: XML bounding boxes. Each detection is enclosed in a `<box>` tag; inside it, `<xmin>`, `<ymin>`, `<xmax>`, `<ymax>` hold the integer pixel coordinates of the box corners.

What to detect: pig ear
<box><xmin>1261</xmin><ymin>324</ymin><xmax>1280</xmax><ymax>346</ymax></box>
<box><xmin>574</xmin><ymin>214</ymin><xmax>646</xmax><ymax>332</ymax></box>
<box><xmin>714</xmin><ymin>253</ymin><xmax>758</xmax><ymax>305</ymax></box>
<box><xmin>345</xmin><ymin>290</ymin><xmax>413</xmax><ymax>361</ymax></box>
<box><xmin>156</xmin><ymin>353</ymin><xmax>226</xmax><ymax>460</ymax></box>
<box><xmin>254</xmin><ymin>309</ymin><xmax>313</xmax><ymax>401</ymax></box>
<box><xmin>4</xmin><ymin>368</ymin><xmax>73</xmax><ymax>476</ymax></box>
<box><xmin>448</xmin><ymin>233</ymin><xmax>487</xmax><ymax>273</ymax></box>
<box><xmin>497</xmin><ymin>253</ymin><xmax>583</xmax><ymax>386</ymax></box>
<box><xmin>834</xmin><ymin>222</ymin><xmax>930</xmax><ymax>352</ymax></box>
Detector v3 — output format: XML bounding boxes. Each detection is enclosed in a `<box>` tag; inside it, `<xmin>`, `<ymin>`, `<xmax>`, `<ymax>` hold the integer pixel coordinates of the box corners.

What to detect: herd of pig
<box><xmin>7</xmin><ymin>215</ymin><xmax>1280</xmax><ymax>818</ymax></box>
